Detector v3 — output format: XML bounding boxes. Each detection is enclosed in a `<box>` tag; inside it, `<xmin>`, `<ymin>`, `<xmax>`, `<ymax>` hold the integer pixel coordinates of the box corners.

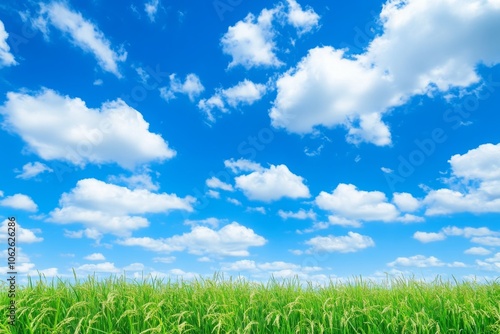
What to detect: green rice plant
<box><xmin>0</xmin><ymin>272</ymin><xmax>499</xmax><ymax>333</ymax></box>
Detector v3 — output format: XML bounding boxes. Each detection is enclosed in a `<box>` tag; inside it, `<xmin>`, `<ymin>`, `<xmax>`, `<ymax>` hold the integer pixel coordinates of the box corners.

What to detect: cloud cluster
<box><xmin>118</xmin><ymin>222</ymin><xmax>266</xmax><ymax>257</ymax></box>
<box><xmin>270</xmin><ymin>0</ymin><xmax>500</xmax><ymax>145</ymax></box>
<box><xmin>424</xmin><ymin>143</ymin><xmax>500</xmax><ymax>215</ymax></box>
<box><xmin>414</xmin><ymin>226</ymin><xmax>500</xmax><ymax>248</ymax></box>
<box><xmin>315</xmin><ymin>184</ymin><xmax>422</xmax><ymax>226</ymax></box>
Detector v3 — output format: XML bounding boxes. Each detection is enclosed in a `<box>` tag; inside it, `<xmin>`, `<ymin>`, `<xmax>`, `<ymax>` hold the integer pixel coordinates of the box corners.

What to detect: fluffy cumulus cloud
<box><xmin>160</xmin><ymin>73</ymin><xmax>204</xmax><ymax>102</ymax></box>
<box><xmin>315</xmin><ymin>184</ymin><xmax>420</xmax><ymax>224</ymax></box>
<box><xmin>0</xmin><ymin>89</ymin><xmax>176</xmax><ymax>169</ymax></box>
<box><xmin>48</xmin><ymin>178</ymin><xmax>195</xmax><ymax>237</ymax></box>
<box><xmin>424</xmin><ymin>143</ymin><xmax>500</xmax><ymax>215</ymax></box>
<box><xmin>227</xmin><ymin>159</ymin><xmax>310</xmax><ymax>202</ymax></box>
<box><xmin>118</xmin><ymin>222</ymin><xmax>267</xmax><ymax>257</ymax></box>
<box><xmin>198</xmin><ymin>80</ymin><xmax>267</xmax><ymax>122</ymax></box>
<box><xmin>221</xmin><ymin>7</ymin><xmax>282</xmax><ymax>69</ymax></box>
<box><xmin>270</xmin><ymin>0</ymin><xmax>500</xmax><ymax>145</ymax></box>
<box><xmin>305</xmin><ymin>232</ymin><xmax>375</xmax><ymax>253</ymax></box>
<box><xmin>0</xmin><ymin>20</ymin><xmax>17</xmax><ymax>66</ymax></box>
<box><xmin>37</xmin><ymin>2</ymin><xmax>127</xmax><ymax>76</ymax></box>
<box><xmin>0</xmin><ymin>194</ymin><xmax>38</xmax><ymax>212</ymax></box>
<box><xmin>285</xmin><ymin>0</ymin><xmax>320</xmax><ymax>35</ymax></box>
<box><xmin>0</xmin><ymin>220</ymin><xmax>43</xmax><ymax>243</ymax></box>
<box><xmin>15</xmin><ymin>162</ymin><xmax>53</xmax><ymax>179</ymax></box>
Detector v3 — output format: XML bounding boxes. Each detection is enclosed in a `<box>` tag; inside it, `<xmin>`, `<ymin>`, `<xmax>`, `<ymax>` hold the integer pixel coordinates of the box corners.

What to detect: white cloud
<box><xmin>0</xmin><ymin>20</ymin><xmax>16</xmax><ymax>67</ymax></box>
<box><xmin>316</xmin><ymin>184</ymin><xmax>399</xmax><ymax>222</ymax></box>
<box><xmin>224</xmin><ymin>158</ymin><xmax>263</xmax><ymax>173</ymax></box>
<box><xmin>48</xmin><ymin>178</ymin><xmax>195</xmax><ymax>236</ymax></box>
<box><xmin>198</xmin><ymin>80</ymin><xmax>267</xmax><ymax>122</ymax></box>
<box><xmin>246</xmin><ymin>207</ymin><xmax>266</xmax><ymax>214</ymax></box>
<box><xmin>285</xmin><ymin>0</ymin><xmax>320</xmax><ymax>35</ymax></box>
<box><xmin>278</xmin><ymin>209</ymin><xmax>316</xmax><ymax>220</ymax></box>
<box><xmin>270</xmin><ymin>0</ymin><xmax>500</xmax><ymax>145</ymax></box>
<box><xmin>425</xmin><ymin>143</ymin><xmax>500</xmax><ymax>215</ymax></box>
<box><xmin>471</xmin><ymin>236</ymin><xmax>500</xmax><ymax>247</ymax></box>
<box><xmin>160</xmin><ymin>73</ymin><xmax>204</xmax><ymax>102</ymax></box>
<box><xmin>153</xmin><ymin>256</ymin><xmax>176</xmax><ymax>264</ymax></box>
<box><xmin>221</xmin><ymin>259</ymin><xmax>257</xmax><ymax>272</ymax></box>
<box><xmin>206</xmin><ymin>190</ymin><xmax>220</xmax><ymax>199</ymax></box>
<box><xmin>38</xmin><ymin>2</ymin><xmax>127</xmax><ymax>77</ymax></box>
<box><xmin>392</xmin><ymin>192</ymin><xmax>420</xmax><ymax>212</ymax></box>
<box><xmin>0</xmin><ymin>220</ymin><xmax>43</xmax><ymax>243</ymax></box>
<box><xmin>84</xmin><ymin>253</ymin><xmax>105</xmax><ymax>261</ymax></box>
<box><xmin>464</xmin><ymin>247</ymin><xmax>491</xmax><ymax>256</ymax></box>
<box><xmin>413</xmin><ymin>226</ymin><xmax>500</xmax><ymax>247</ymax></box>
<box><xmin>305</xmin><ymin>232</ymin><xmax>375</xmax><ymax>253</ymax></box>
<box><xmin>197</xmin><ymin>95</ymin><xmax>226</xmax><ymax>122</ymax></box>
<box><xmin>221</xmin><ymin>7</ymin><xmax>282</xmax><ymax>69</ymax></box>
<box><xmin>381</xmin><ymin>167</ymin><xmax>394</xmax><ymax>174</ymax></box>
<box><xmin>476</xmin><ymin>253</ymin><xmax>500</xmax><ymax>271</ymax></box>
<box><xmin>222</xmin><ymin>80</ymin><xmax>268</xmax><ymax>108</ymax></box>
<box><xmin>388</xmin><ymin>255</ymin><xmax>445</xmax><ymax>268</ymax></box>
<box><xmin>76</xmin><ymin>262</ymin><xmax>120</xmax><ymax>273</ymax></box>
<box><xmin>206</xmin><ymin>176</ymin><xmax>234</xmax><ymax>191</ymax></box>
<box><xmin>0</xmin><ymin>194</ymin><xmax>38</xmax><ymax>212</ymax></box>
<box><xmin>15</xmin><ymin>162</ymin><xmax>53</xmax><ymax>180</ymax></box>
<box><xmin>118</xmin><ymin>222</ymin><xmax>267</xmax><ymax>257</ymax></box>
<box><xmin>0</xmin><ymin>248</ymin><xmax>56</xmax><ymax>276</ymax></box>
<box><xmin>227</xmin><ymin>198</ymin><xmax>242</xmax><ymax>206</ymax></box>
<box><xmin>0</xmin><ymin>89</ymin><xmax>176</xmax><ymax>169</ymax></box>
<box><xmin>233</xmin><ymin>163</ymin><xmax>310</xmax><ymax>202</ymax></box>
<box><xmin>413</xmin><ymin>231</ymin><xmax>446</xmax><ymax>243</ymax></box>
<box><xmin>144</xmin><ymin>0</ymin><xmax>160</xmax><ymax>22</ymax></box>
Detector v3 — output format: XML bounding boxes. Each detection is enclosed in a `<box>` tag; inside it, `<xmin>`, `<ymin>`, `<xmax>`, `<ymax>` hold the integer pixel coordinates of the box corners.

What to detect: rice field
<box><xmin>1</xmin><ymin>273</ymin><xmax>500</xmax><ymax>333</ymax></box>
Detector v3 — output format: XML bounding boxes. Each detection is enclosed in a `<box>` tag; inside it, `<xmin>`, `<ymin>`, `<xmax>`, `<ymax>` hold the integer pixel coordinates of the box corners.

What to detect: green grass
<box><xmin>1</xmin><ymin>272</ymin><xmax>500</xmax><ymax>333</ymax></box>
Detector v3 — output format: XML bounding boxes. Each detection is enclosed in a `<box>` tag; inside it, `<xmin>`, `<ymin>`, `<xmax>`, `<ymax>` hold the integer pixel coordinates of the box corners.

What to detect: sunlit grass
<box><xmin>1</xmin><ymin>272</ymin><xmax>500</xmax><ymax>333</ymax></box>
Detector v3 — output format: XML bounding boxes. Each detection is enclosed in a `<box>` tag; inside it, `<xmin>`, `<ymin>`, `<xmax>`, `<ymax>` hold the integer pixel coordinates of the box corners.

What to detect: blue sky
<box><xmin>1</xmin><ymin>0</ymin><xmax>500</xmax><ymax>285</ymax></box>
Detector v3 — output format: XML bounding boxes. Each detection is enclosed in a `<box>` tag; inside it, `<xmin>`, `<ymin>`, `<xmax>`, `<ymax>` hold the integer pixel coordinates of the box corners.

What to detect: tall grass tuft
<box><xmin>1</xmin><ymin>272</ymin><xmax>500</xmax><ymax>333</ymax></box>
